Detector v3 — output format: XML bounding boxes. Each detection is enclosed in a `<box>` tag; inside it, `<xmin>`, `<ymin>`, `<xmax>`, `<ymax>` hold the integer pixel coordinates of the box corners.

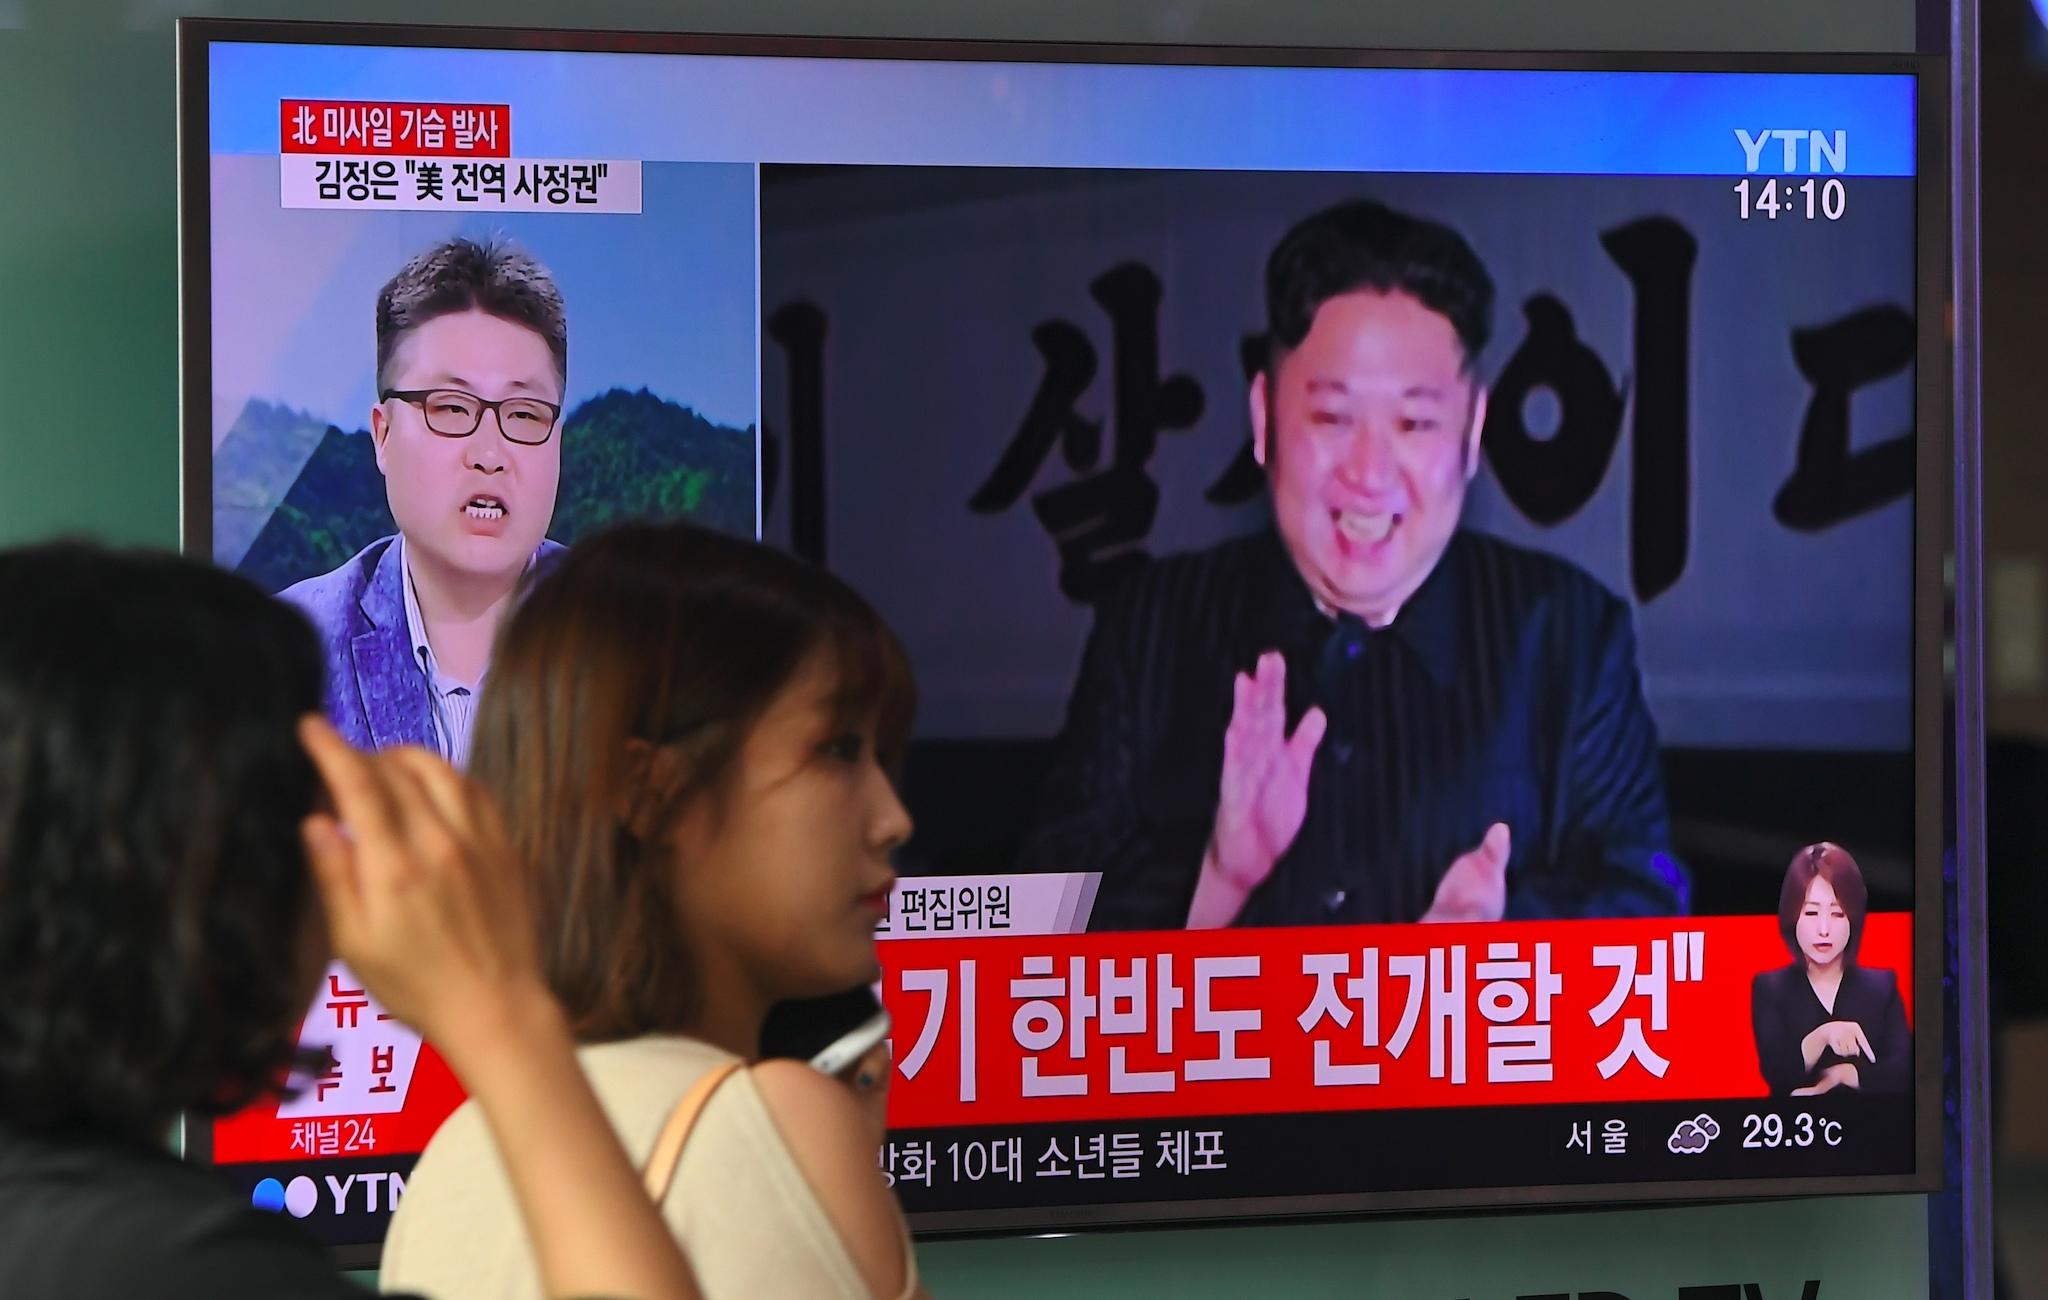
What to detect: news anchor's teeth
<box><xmin>465</xmin><ymin>496</ymin><xmax>507</xmax><ymax>520</ymax></box>
<box><xmin>1336</xmin><ymin>511</ymin><xmax>1394</xmax><ymax>545</ymax></box>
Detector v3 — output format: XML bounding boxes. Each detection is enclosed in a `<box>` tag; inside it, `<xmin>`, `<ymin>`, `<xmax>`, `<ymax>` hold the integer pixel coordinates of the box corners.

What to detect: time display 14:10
<box><xmin>1735</xmin><ymin>177</ymin><xmax>1848</xmax><ymax>221</ymax></box>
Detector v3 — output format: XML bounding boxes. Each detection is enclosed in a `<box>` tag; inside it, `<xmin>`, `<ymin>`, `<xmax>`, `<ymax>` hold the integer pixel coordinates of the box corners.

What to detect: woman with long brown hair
<box><xmin>384</xmin><ymin>520</ymin><xmax>924</xmax><ymax>1299</ymax></box>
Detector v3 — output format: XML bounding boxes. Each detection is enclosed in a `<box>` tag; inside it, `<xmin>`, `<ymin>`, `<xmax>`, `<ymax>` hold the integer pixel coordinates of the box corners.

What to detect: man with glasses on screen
<box><xmin>281</xmin><ymin>237</ymin><xmax>567</xmax><ymax>766</ymax></box>
<box><xmin>1020</xmin><ymin>198</ymin><xmax>1688</xmax><ymax>932</ymax></box>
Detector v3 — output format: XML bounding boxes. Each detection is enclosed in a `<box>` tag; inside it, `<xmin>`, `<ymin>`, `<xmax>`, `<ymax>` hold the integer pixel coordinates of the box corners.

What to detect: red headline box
<box><xmin>280</xmin><ymin>100</ymin><xmax>510</xmax><ymax>157</ymax></box>
<box><xmin>209</xmin><ymin>912</ymin><xmax>1910</xmax><ymax>1165</ymax></box>
<box><xmin>211</xmin><ymin>1045</ymin><xmax>465</xmax><ymax>1165</ymax></box>
<box><xmin>878</xmin><ymin>913</ymin><xmax>1913</xmax><ymax>1129</ymax></box>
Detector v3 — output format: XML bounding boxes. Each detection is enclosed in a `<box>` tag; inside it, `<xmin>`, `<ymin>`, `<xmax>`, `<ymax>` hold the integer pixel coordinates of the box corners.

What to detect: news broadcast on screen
<box><xmin>178</xmin><ymin>24</ymin><xmax>1944</xmax><ymax>1252</ymax></box>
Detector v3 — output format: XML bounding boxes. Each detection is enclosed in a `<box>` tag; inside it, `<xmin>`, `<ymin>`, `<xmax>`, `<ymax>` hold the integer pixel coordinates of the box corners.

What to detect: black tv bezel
<box><xmin>175</xmin><ymin>16</ymin><xmax>1950</xmax><ymax>1257</ymax></box>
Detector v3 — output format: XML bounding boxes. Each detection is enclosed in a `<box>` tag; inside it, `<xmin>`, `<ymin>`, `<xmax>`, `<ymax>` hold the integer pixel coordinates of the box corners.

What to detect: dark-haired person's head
<box><xmin>470</xmin><ymin>521</ymin><xmax>915</xmax><ymax>1044</ymax></box>
<box><xmin>1253</xmin><ymin>198</ymin><xmax>1496</xmax><ymax>627</ymax></box>
<box><xmin>1777</xmin><ymin>841</ymin><xmax>1870</xmax><ymax>969</ymax></box>
<box><xmin>372</xmin><ymin>236</ymin><xmax>566</xmax><ymax>598</ymax></box>
<box><xmin>0</xmin><ymin>544</ymin><xmax>325</xmax><ymax>1146</ymax></box>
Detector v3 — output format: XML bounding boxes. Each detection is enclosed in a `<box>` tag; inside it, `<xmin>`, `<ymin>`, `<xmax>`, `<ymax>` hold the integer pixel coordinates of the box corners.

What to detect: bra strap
<box><xmin>641</xmin><ymin>1061</ymin><xmax>744</xmax><ymax>1200</ymax></box>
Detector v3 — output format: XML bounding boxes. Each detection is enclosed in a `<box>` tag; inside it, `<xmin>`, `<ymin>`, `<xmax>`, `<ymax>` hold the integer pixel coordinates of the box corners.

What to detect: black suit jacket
<box><xmin>1018</xmin><ymin>527</ymin><xmax>1688</xmax><ymax>930</ymax></box>
<box><xmin>1750</xmin><ymin>961</ymin><xmax>1912</xmax><ymax>1095</ymax></box>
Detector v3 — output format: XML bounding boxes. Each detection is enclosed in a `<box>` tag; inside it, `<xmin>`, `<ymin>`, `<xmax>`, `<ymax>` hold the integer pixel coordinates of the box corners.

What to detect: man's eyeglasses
<box><xmin>381</xmin><ymin>389</ymin><xmax>562</xmax><ymax>446</ymax></box>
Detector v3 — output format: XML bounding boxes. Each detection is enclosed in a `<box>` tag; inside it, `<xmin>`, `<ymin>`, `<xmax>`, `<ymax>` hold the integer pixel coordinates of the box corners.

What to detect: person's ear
<box><xmin>370</xmin><ymin>401</ymin><xmax>392</xmax><ymax>475</ymax></box>
<box><xmin>1463</xmin><ymin>385</ymin><xmax>1490</xmax><ymax>482</ymax></box>
<box><xmin>1250</xmin><ymin>370</ymin><xmax>1272</xmax><ymax>468</ymax></box>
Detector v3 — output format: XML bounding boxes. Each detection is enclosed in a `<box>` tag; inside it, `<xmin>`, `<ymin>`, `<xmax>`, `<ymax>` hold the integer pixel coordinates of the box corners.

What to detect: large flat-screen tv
<box><xmin>178</xmin><ymin>19</ymin><xmax>1947</xmax><ymax>1257</ymax></box>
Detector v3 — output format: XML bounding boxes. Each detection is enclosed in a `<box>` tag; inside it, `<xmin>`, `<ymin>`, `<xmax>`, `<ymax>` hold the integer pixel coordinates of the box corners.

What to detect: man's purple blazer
<box><xmin>277</xmin><ymin>533</ymin><xmax>567</xmax><ymax>753</ymax></box>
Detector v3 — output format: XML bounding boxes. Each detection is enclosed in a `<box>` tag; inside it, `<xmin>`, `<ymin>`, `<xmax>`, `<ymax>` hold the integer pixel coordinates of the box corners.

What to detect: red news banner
<box><xmin>213</xmin><ymin>1044</ymin><xmax>466</xmax><ymax>1165</ymax></box>
<box><xmin>280</xmin><ymin>100</ymin><xmax>510</xmax><ymax>156</ymax></box>
<box><xmin>877</xmin><ymin>914</ymin><xmax>1914</xmax><ymax>1130</ymax></box>
<box><xmin>272</xmin><ymin>98</ymin><xmax>637</xmax><ymax>215</ymax></box>
<box><xmin>213</xmin><ymin>914</ymin><xmax>1910</xmax><ymax>1164</ymax></box>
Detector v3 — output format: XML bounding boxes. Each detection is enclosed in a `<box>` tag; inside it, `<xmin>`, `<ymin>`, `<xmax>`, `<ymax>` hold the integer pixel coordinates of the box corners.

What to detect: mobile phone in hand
<box><xmin>761</xmin><ymin>985</ymin><xmax>889</xmax><ymax>1077</ymax></box>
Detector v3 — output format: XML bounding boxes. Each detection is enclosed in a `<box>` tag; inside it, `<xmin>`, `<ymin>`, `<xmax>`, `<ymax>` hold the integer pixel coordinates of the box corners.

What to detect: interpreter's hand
<box><xmin>1802</xmin><ymin>1018</ymin><xmax>1876</xmax><ymax>1065</ymax></box>
<box><xmin>1792</xmin><ymin>1062</ymin><xmax>1863</xmax><ymax>1096</ymax></box>
<box><xmin>297</xmin><ymin>716</ymin><xmax>545</xmax><ymax>1059</ymax></box>
<box><xmin>1207</xmin><ymin>651</ymin><xmax>1328</xmax><ymax>896</ymax></box>
<box><xmin>1420</xmin><ymin>823</ymin><xmax>1511</xmax><ymax>923</ymax></box>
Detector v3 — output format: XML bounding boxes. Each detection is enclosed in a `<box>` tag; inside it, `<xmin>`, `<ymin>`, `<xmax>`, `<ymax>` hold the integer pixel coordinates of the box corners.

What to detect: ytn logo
<box><xmin>251</xmin><ymin>1170</ymin><xmax>406</xmax><ymax>1218</ymax></box>
<box><xmin>1735</xmin><ymin>129</ymin><xmax>1847</xmax><ymax>173</ymax></box>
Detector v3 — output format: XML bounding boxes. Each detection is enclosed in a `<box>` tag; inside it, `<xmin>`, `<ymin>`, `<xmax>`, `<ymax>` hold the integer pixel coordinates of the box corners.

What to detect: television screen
<box><xmin>179</xmin><ymin>21</ymin><xmax>1944</xmax><ymax>1252</ymax></box>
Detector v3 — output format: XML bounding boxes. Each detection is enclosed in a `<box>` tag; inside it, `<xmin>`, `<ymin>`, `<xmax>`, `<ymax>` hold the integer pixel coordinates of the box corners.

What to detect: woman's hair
<box><xmin>1776</xmin><ymin>841</ymin><xmax>1869</xmax><ymax>964</ymax></box>
<box><xmin>0</xmin><ymin>543</ymin><xmax>325</xmax><ymax>1144</ymax></box>
<box><xmin>470</xmin><ymin>521</ymin><xmax>915</xmax><ymax>1042</ymax></box>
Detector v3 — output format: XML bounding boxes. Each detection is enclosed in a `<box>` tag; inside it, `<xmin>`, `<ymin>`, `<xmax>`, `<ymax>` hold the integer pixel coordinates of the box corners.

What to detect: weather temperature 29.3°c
<box><xmin>1742</xmin><ymin>1111</ymin><xmax>1846</xmax><ymax>1149</ymax></box>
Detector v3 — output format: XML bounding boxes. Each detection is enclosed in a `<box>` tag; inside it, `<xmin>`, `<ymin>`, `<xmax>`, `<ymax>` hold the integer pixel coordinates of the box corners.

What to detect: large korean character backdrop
<box><xmin>206</xmin><ymin>146</ymin><xmax>757</xmax><ymax>1168</ymax></box>
<box><xmin>759</xmin><ymin>166</ymin><xmax>1916</xmax><ymax>931</ymax></box>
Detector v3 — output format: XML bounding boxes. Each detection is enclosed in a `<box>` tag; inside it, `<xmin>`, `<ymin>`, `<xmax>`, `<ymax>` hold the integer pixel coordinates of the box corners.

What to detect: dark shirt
<box><xmin>0</xmin><ymin>1125</ymin><xmax>407</xmax><ymax>1299</ymax></box>
<box><xmin>1750</xmin><ymin>962</ymin><xmax>1912</xmax><ymax>1095</ymax></box>
<box><xmin>1019</xmin><ymin>527</ymin><xmax>1688</xmax><ymax>930</ymax></box>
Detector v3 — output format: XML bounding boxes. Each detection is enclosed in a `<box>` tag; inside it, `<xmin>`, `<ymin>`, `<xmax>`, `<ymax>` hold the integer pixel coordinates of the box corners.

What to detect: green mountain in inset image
<box><xmin>233</xmin><ymin>387</ymin><xmax>756</xmax><ymax>594</ymax></box>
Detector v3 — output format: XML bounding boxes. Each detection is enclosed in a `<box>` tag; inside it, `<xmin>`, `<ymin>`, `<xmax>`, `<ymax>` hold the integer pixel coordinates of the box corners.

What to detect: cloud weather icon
<box><xmin>1667</xmin><ymin>1114</ymin><xmax>1722</xmax><ymax>1154</ymax></box>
